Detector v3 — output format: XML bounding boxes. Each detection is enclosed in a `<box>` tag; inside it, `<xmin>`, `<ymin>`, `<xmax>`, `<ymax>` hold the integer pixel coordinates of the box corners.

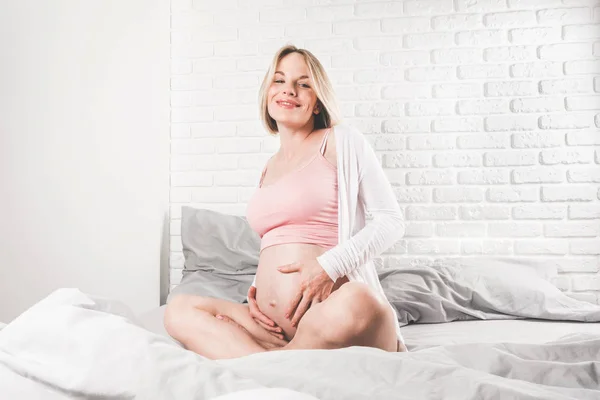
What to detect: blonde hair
<box><xmin>258</xmin><ymin>44</ymin><xmax>341</xmax><ymax>135</ymax></box>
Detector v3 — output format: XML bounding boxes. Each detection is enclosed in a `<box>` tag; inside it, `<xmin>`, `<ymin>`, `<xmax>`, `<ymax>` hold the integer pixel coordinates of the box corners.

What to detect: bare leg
<box><xmin>164</xmin><ymin>295</ymin><xmax>271</xmax><ymax>360</ymax></box>
<box><xmin>282</xmin><ymin>282</ymin><xmax>399</xmax><ymax>353</ymax></box>
<box><xmin>164</xmin><ymin>283</ymin><xmax>400</xmax><ymax>360</ymax></box>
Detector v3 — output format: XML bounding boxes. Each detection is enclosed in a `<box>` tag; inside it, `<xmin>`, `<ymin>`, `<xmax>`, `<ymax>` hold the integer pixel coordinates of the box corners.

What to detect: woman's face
<box><xmin>266</xmin><ymin>52</ymin><xmax>320</xmax><ymax>130</ymax></box>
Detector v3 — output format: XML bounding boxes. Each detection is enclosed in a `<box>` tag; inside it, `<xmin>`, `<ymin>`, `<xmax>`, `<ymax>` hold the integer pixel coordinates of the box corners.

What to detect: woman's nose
<box><xmin>283</xmin><ymin>84</ymin><xmax>295</xmax><ymax>96</ymax></box>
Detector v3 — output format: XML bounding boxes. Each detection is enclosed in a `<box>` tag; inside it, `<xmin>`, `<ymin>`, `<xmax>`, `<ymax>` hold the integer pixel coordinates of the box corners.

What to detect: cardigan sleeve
<box><xmin>316</xmin><ymin>131</ymin><xmax>405</xmax><ymax>283</ymax></box>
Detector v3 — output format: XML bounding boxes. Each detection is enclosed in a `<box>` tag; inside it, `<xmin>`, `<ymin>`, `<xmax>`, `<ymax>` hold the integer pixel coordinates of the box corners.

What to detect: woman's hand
<box><xmin>216</xmin><ymin>314</ymin><xmax>288</xmax><ymax>348</ymax></box>
<box><xmin>278</xmin><ymin>258</ymin><xmax>335</xmax><ymax>327</ymax></box>
<box><xmin>247</xmin><ymin>285</ymin><xmax>285</xmax><ymax>340</ymax></box>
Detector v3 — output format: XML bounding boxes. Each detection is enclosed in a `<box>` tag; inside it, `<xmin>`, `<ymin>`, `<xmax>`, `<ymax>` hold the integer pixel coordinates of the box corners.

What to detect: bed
<box><xmin>402</xmin><ymin>319</ymin><xmax>600</xmax><ymax>350</ymax></box>
<box><xmin>1</xmin><ymin>207</ymin><xmax>599</xmax><ymax>399</ymax></box>
<box><xmin>137</xmin><ymin>305</ymin><xmax>600</xmax><ymax>351</ymax></box>
<box><xmin>1</xmin><ymin>294</ymin><xmax>598</xmax><ymax>400</ymax></box>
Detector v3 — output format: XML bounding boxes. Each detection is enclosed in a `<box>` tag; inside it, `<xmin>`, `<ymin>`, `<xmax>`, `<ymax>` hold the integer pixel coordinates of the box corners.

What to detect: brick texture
<box><xmin>169</xmin><ymin>0</ymin><xmax>600</xmax><ymax>303</ymax></box>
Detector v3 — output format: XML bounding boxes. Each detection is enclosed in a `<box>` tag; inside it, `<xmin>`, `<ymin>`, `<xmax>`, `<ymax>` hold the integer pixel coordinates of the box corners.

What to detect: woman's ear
<box><xmin>313</xmin><ymin>102</ymin><xmax>321</xmax><ymax>115</ymax></box>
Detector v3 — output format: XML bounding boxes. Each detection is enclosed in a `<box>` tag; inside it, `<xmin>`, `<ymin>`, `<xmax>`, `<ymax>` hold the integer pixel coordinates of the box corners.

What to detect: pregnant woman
<box><xmin>164</xmin><ymin>45</ymin><xmax>407</xmax><ymax>359</ymax></box>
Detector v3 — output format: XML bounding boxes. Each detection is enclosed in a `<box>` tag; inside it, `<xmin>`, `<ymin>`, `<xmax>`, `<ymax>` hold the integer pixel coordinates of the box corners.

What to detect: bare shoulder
<box><xmin>263</xmin><ymin>152</ymin><xmax>278</xmax><ymax>170</ymax></box>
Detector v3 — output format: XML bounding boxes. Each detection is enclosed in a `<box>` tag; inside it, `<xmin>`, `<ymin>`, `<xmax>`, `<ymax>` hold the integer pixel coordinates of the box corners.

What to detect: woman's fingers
<box><xmin>248</xmin><ymin>287</ymin><xmax>279</xmax><ymax>329</ymax></box>
<box><xmin>267</xmin><ymin>328</ymin><xmax>285</xmax><ymax>341</ymax></box>
<box><xmin>254</xmin><ymin>317</ymin><xmax>283</xmax><ymax>333</ymax></box>
<box><xmin>247</xmin><ymin>293</ymin><xmax>284</xmax><ymax>339</ymax></box>
<box><xmin>251</xmin><ymin>306</ymin><xmax>275</xmax><ymax>327</ymax></box>
<box><xmin>290</xmin><ymin>297</ymin><xmax>312</xmax><ymax>327</ymax></box>
<box><xmin>249</xmin><ymin>303</ymin><xmax>281</xmax><ymax>334</ymax></box>
<box><xmin>249</xmin><ymin>299</ymin><xmax>277</xmax><ymax>328</ymax></box>
<box><xmin>285</xmin><ymin>287</ymin><xmax>305</xmax><ymax>322</ymax></box>
<box><xmin>218</xmin><ymin>314</ymin><xmax>285</xmax><ymax>342</ymax></box>
<box><xmin>258</xmin><ymin>330</ymin><xmax>288</xmax><ymax>346</ymax></box>
<box><xmin>251</xmin><ymin>318</ymin><xmax>285</xmax><ymax>340</ymax></box>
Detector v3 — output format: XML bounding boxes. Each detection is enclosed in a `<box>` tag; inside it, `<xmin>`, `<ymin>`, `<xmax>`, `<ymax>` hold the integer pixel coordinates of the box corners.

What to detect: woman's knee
<box><xmin>318</xmin><ymin>282</ymin><xmax>388</xmax><ymax>341</ymax></box>
<box><xmin>333</xmin><ymin>282</ymin><xmax>387</xmax><ymax>312</ymax></box>
<box><xmin>163</xmin><ymin>294</ymin><xmax>211</xmax><ymax>338</ymax></box>
<box><xmin>164</xmin><ymin>295</ymin><xmax>187</xmax><ymax>337</ymax></box>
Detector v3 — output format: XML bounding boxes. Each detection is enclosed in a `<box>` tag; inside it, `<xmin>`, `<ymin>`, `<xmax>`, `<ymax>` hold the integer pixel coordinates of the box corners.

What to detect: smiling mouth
<box><xmin>276</xmin><ymin>100</ymin><xmax>300</xmax><ymax>108</ymax></box>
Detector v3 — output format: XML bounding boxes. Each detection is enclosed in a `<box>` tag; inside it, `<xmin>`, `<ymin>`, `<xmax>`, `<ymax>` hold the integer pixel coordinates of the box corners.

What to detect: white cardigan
<box><xmin>251</xmin><ymin>123</ymin><xmax>406</xmax><ymax>346</ymax></box>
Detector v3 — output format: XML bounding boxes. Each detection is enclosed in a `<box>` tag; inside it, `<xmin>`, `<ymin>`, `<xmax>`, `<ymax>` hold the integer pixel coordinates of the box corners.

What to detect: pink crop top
<box><xmin>246</xmin><ymin>129</ymin><xmax>338</xmax><ymax>252</ymax></box>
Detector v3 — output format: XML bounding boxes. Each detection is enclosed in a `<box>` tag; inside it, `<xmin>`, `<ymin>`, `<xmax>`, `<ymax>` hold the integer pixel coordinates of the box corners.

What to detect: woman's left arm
<box><xmin>279</xmin><ymin>132</ymin><xmax>405</xmax><ymax>327</ymax></box>
<box><xmin>316</xmin><ymin>133</ymin><xmax>405</xmax><ymax>283</ymax></box>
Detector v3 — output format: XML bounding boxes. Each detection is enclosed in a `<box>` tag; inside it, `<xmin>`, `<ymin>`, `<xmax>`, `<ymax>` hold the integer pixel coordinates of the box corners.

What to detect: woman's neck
<box><xmin>276</xmin><ymin>123</ymin><xmax>315</xmax><ymax>161</ymax></box>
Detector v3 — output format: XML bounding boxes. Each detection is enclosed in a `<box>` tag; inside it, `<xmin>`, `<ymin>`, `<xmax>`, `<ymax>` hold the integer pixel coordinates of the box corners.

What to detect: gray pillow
<box><xmin>380</xmin><ymin>257</ymin><xmax>600</xmax><ymax>326</ymax></box>
<box><xmin>169</xmin><ymin>269</ymin><xmax>253</xmax><ymax>304</ymax></box>
<box><xmin>180</xmin><ymin>206</ymin><xmax>260</xmax><ymax>275</ymax></box>
<box><xmin>167</xmin><ymin>206</ymin><xmax>260</xmax><ymax>304</ymax></box>
<box><xmin>169</xmin><ymin>209</ymin><xmax>600</xmax><ymax>327</ymax></box>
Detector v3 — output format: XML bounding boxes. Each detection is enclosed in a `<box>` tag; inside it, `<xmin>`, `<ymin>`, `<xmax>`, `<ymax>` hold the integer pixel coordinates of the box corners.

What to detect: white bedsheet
<box><xmin>402</xmin><ymin>319</ymin><xmax>600</xmax><ymax>350</ymax></box>
<box><xmin>2</xmin><ymin>290</ymin><xmax>599</xmax><ymax>400</ymax></box>
<box><xmin>139</xmin><ymin>305</ymin><xmax>600</xmax><ymax>351</ymax></box>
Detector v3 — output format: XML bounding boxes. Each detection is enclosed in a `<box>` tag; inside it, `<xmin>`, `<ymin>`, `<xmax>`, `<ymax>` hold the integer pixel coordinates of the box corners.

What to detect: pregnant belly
<box><xmin>254</xmin><ymin>243</ymin><xmax>348</xmax><ymax>341</ymax></box>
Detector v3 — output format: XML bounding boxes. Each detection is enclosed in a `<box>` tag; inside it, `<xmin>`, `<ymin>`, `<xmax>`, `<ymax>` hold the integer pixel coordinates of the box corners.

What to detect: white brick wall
<box><xmin>169</xmin><ymin>0</ymin><xmax>600</xmax><ymax>304</ymax></box>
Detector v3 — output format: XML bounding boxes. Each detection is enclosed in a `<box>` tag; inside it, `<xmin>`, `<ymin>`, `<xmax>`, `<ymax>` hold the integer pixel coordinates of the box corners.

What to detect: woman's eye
<box><xmin>273</xmin><ymin>79</ymin><xmax>310</xmax><ymax>88</ymax></box>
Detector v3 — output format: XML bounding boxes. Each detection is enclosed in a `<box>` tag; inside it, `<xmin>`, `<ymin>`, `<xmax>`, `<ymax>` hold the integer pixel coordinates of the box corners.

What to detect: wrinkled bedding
<box><xmin>1</xmin><ymin>288</ymin><xmax>599</xmax><ymax>400</ymax></box>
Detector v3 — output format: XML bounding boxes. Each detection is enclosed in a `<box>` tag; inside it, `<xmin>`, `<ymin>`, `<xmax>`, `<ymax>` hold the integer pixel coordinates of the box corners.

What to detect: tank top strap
<box><xmin>258</xmin><ymin>166</ymin><xmax>267</xmax><ymax>188</ymax></box>
<box><xmin>258</xmin><ymin>155</ymin><xmax>274</xmax><ymax>188</ymax></box>
<box><xmin>319</xmin><ymin>128</ymin><xmax>331</xmax><ymax>156</ymax></box>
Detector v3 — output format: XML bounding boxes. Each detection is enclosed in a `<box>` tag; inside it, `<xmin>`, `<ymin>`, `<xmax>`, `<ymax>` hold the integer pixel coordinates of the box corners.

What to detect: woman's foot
<box><xmin>216</xmin><ymin>314</ymin><xmax>248</xmax><ymax>333</ymax></box>
<box><xmin>397</xmin><ymin>340</ymin><xmax>408</xmax><ymax>352</ymax></box>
